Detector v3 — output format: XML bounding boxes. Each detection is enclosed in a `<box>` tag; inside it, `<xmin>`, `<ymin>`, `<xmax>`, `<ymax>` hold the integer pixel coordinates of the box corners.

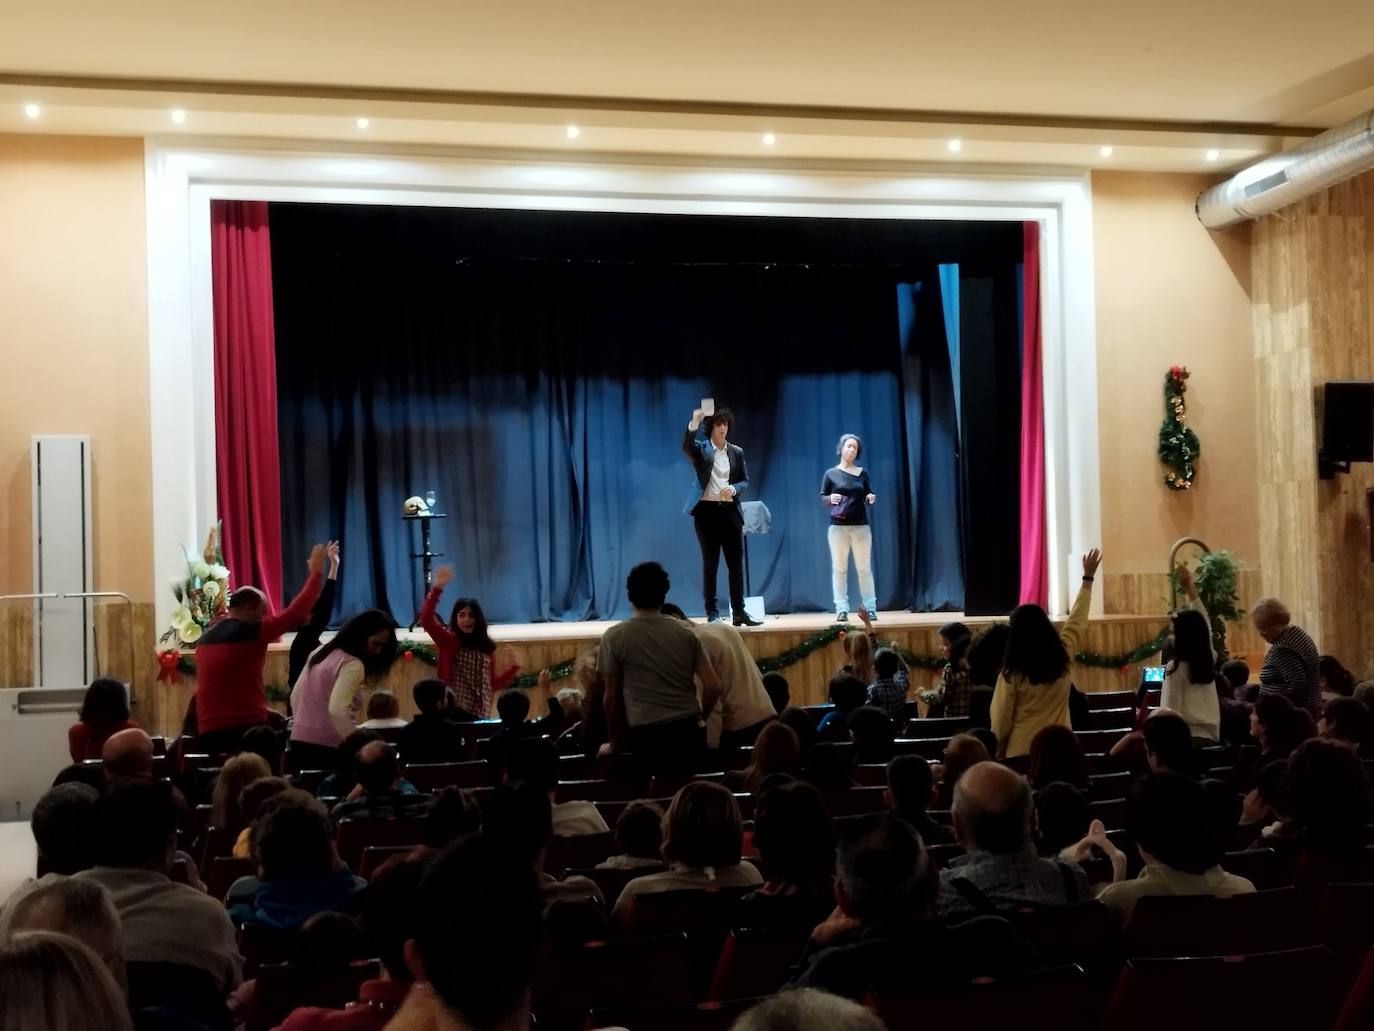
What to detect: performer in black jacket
<box><xmin>682</xmin><ymin>406</ymin><xmax>761</xmax><ymax>626</ymax></box>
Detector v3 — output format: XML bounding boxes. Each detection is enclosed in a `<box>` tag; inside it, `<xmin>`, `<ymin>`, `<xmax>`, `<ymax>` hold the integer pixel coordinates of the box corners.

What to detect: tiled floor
<box><xmin>0</xmin><ymin>821</ymin><xmax>37</xmax><ymax>903</ymax></box>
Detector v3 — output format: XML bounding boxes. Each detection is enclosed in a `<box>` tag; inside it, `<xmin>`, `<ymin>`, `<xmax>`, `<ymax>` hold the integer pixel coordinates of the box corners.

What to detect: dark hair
<box><xmin>31</xmin><ymin>783</ymin><xmax>100</xmax><ymax>875</ymax></box>
<box><xmin>496</xmin><ymin>689</ymin><xmax>531</xmax><ymax>726</ymax></box>
<box><xmin>953</xmin><ymin>764</ymin><xmax>1033</xmax><ymax>854</ymax></box>
<box><xmin>848</xmin><ymin>706</ymin><xmax>895</xmax><ymax>764</ymax></box>
<box><xmin>415</xmin><ymin>834</ymin><xmax>542</xmax><ymax>1026</ymax></box>
<box><xmin>662</xmin><ymin>781</ymin><xmax>743</xmax><ymax>869</ymax></box>
<box><xmin>763</xmin><ymin>672</ymin><xmax>790</xmax><ymax>713</ymax></box>
<box><xmin>741</xmin><ymin>722</ymin><xmax>802</xmax><ymax>793</ymax></box>
<box><xmin>1322</xmin><ymin>697</ymin><xmax>1371</xmax><ymax>749</ymax></box>
<box><xmin>886</xmin><ymin>755</ymin><xmax>934</xmax><ymax>820</ymax></box>
<box><xmin>938</xmin><ymin>622</ymin><xmax>973</xmax><ymax>667</ymax></box>
<box><xmin>481</xmin><ymin>782</ymin><xmax>553</xmax><ymax>864</ymax></box>
<box><xmin>1255</xmin><ymin>693</ymin><xmax>1316</xmax><ymax>759</ymax></box>
<box><xmin>1319</xmin><ymin>656</ymin><xmax>1356</xmax><ymax>698</ymax></box>
<box><xmin>412</xmin><ymin>678</ymin><xmax>449</xmax><ymax>715</ymax></box>
<box><xmin>363</xmin><ymin>856</ymin><xmax>425</xmax><ymax>980</ymax></box>
<box><xmin>873</xmin><ymin>647</ymin><xmax>902</xmax><ymax>681</ymax></box>
<box><xmin>966</xmin><ymin>623</ymin><xmax>1011</xmax><ymax>686</ymax></box>
<box><xmin>51</xmin><ymin>763</ymin><xmax>107</xmax><ymax>796</ymax></box>
<box><xmin>828</xmin><ymin>673</ymin><xmax>868</xmax><ymax>713</ymax></box>
<box><xmin>1254</xmin><ymin>759</ymin><xmax>1290</xmax><ymax>809</ymax></box>
<box><xmin>1285</xmin><ymin>738</ymin><xmax>1371</xmax><ymax>855</ymax></box>
<box><xmin>1219</xmin><ymin>659</ymin><xmax>1250</xmax><ymax>691</ymax></box>
<box><xmin>706</xmin><ymin>408</ymin><xmax>734</xmax><ymax>436</ymax></box>
<box><xmin>239</xmin><ymin>776</ymin><xmax>290</xmax><ymax>824</ymax></box>
<box><xmin>327</xmin><ymin>729</ymin><xmax>383</xmax><ymax>795</ymax></box>
<box><xmin>253</xmin><ymin>791</ymin><xmax>335</xmax><ymax>879</ymax></box>
<box><xmin>777</xmin><ymin>706</ymin><xmax>817</xmax><ymax>754</ymax></box>
<box><xmin>355</xmin><ymin>742</ymin><xmax>402</xmax><ymax>796</ymax></box>
<box><xmin>1170</xmin><ymin>609</ymin><xmax>1215</xmax><ymax>684</ymax></box>
<box><xmin>506</xmin><ymin>736</ymin><xmax>560</xmax><ymax>794</ymax></box>
<box><xmin>835</xmin><ymin>433</ymin><xmax>863</xmax><ymax>459</ymax></box>
<box><xmin>752</xmin><ymin>780</ymin><xmax>834</xmax><ymax>884</ymax></box>
<box><xmin>970</xmin><ymin>727</ymin><xmax>998</xmax><ymax>756</ymax></box>
<box><xmin>835</xmin><ymin>813</ymin><xmax>930</xmax><ymax>924</ymax></box>
<box><xmin>293</xmin><ymin>912</ymin><xmax>367</xmax><ymax>972</ymax></box>
<box><xmin>1127</xmin><ymin>773</ymin><xmax>1221</xmax><ymax>875</ymax></box>
<box><xmin>1143</xmin><ymin>712</ymin><xmax>1195</xmax><ymax>774</ymax></box>
<box><xmin>659</xmin><ymin>602</ymin><xmax>689</xmax><ymax>621</ymax></box>
<box><xmin>1034</xmin><ymin>782</ymin><xmax>1089</xmax><ymax>856</ymax></box>
<box><xmin>626</xmin><ymin>562</ymin><xmax>671</xmax><ymax>610</ymax></box>
<box><xmin>308</xmin><ymin>608</ymin><xmax>399</xmax><ymax>677</ymax></box>
<box><xmin>240</xmin><ymin>725</ymin><xmax>284</xmax><ymax>773</ymax></box>
<box><xmin>614</xmin><ymin>800</ymin><xmax>664</xmax><ymax>860</ymax></box>
<box><xmin>803</xmin><ymin>742</ymin><xmax>854</xmax><ymax>793</ymax></box>
<box><xmin>78</xmin><ymin>678</ymin><xmax>129</xmax><ymax>726</ymax></box>
<box><xmin>366</xmin><ymin>692</ymin><xmax>401</xmax><ymax>721</ymax></box>
<box><xmin>97</xmin><ymin>783</ymin><xmax>176</xmax><ymax>869</ymax></box>
<box><xmin>448</xmin><ymin>598</ymin><xmax>495</xmax><ymax>655</ymax></box>
<box><xmin>423</xmin><ymin>787</ymin><xmax>483</xmax><ymax>849</ymax></box>
<box><xmin>1027</xmin><ymin>724</ymin><xmax>1089</xmax><ymax>790</ymax></box>
<box><xmin>1003</xmin><ymin>604</ymin><xmax>1070</xmax><ymax>684</ymax></box>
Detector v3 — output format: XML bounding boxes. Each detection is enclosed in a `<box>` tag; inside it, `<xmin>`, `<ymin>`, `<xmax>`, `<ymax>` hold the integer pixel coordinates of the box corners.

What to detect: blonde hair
<box><xmin>7</xmin><ymin>880</ymin><xmax>125</xmax><ymax>991</ymax></box>
<box><xmin>211</xmin><ymin>751</ymin><xmax>271</xmax><ymax>831</ymax></box>
<box><xmin>0</xmin><ymin>931</ymin><xmax>133</xmax><ymax>1031</ymax></box>
<box><xmin>846</xmin><ymin>632</ymin><xmax>875</xmax><ymax>684</ymax></box>
<box><xmin>366</xmin><ymin>691</ymin><xmax>401</xmax><ymax>721</ymax></box>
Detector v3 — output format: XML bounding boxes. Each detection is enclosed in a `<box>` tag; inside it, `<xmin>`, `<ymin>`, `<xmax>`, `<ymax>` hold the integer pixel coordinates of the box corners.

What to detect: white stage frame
<box><xmin>144</xmin><ymin>140</ymin><xmax>1100</xmax><ymax>632</ymax></box>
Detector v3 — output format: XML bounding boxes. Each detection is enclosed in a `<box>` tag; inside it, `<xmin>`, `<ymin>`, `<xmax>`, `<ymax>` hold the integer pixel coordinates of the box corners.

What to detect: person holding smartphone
<box><xmin>820</xmin><ymin>433</ymin><xmax>877</xmax><ymax>623</ymax></box>
<box><xmin>683</xmin><ymin>402</ymin><xmax>761</xmax><ymax>626</ymax></box>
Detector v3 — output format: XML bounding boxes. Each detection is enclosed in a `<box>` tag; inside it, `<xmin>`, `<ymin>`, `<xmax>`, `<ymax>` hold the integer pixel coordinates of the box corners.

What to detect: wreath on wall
<box><xmin>1158</xmin><ymin>366</ymin><xmax>1199</xmax><ymax>490</ymax></box>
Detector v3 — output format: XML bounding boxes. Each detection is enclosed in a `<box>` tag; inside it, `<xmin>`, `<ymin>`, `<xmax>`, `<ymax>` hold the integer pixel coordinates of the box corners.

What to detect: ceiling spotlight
<box><xmin>762</xmin><ymin>132</ymin><xmax>776</xmax><ymax>145</ymax></box>
<box><xmin>356</xmin><ymin>117</ymin><xmax>370</xmax><ymax>130</ymax></box>
<box><xmin>947</xmin><ymin>138</ymin><xmax>963</xmax><ymax>153</ymax></box>
<box><xmin>23</xmin><ymin>103</ymin><xmax>40</xmax><ymax>120</ymax></box>
<box><xmin>1099</xmin><ymin>145</ymin><xmax>1114</xmax><ymax>158</ymax></box>
<box><xmin>1206</xmin><ymin>148</ymin><xmax>1220</xmax><ymax>161</ymax></box>
<box><xmin>170</xmin><ymin>108</ymin><xmax>187</xmax><ymax>124</ymax></box>
<box><xmin>566</xmin><ymin>125</ymin><xmax>581</xmax><ymax>139</ymax></box>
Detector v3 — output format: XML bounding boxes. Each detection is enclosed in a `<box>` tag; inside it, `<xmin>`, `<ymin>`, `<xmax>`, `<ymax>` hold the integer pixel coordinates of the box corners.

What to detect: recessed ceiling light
<box><xmin>947</xmin><ymin>138</ymin><xmax>963</xmax><ymax>153</ymax></box>
<box><xmin>356</xmin><ymin>117</ymin><xmax>370</xmax><ymax>130</ymax></box>
<box><xmin>762</xmin><ymin>132</ymin><xmax>776</xmax><ymax>146</ymax></box>
<box><xmin>1099</xmin><ymin>145</ymin><xmax>1114</xmax><ymax>158</ymax></box>
<box><xmin>23</xmin><ymin>103</ymin><xmax>40</xmax><ymax>120</ymax></box>
<box><xmin>566</xmin><ymin>125</ymin><xmax>581</xmax><ymax>139</ymax></box>
<box><xmin>1206</xmin><ymin>148</ymin><xmax>1221</xmax><ymax>162</ymax></box>
<box><xmin>170</xmin><ymin>108</ymin><xmax>187</xmax><ymax>124</ymax></box>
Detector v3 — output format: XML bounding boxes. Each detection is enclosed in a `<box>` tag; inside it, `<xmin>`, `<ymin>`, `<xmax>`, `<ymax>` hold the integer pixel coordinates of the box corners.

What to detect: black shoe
<box><xmin>733</xmin><ymin>614</ymin><xmax>763</xmax><ymax>627</ymax></box>
<box><xmin>706</xmin><ymin>610</ymin><xmax>721</xmax><ymax>623</ymax></box>
<box><xmin>836</xmin><ymin>611</ymin><xmax>849</xmax><ymax>624</ymax></box>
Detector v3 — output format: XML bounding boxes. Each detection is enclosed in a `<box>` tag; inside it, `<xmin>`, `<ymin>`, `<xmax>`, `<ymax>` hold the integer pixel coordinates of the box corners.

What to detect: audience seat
<box><xmin>1087</xmin><ymin>797</ymin><xmax>1127</xmax><ymax>830</ymax></box>
<box><xmin>625</xmin><ymin>886</ymin><xmax>757</xmax><ymax>993</ymax></box>
<box><xmin>822</xmin><ymin>787</ymin><xmax>889</xmax><ymax>817</ymax></box>
<box><xmin>555</xmin><ymin>778</ymin><xmax>642</xmax><ymax>803</ymax></box>
<box><xmin>545</xmin><ymin>830</ymin><xmax>618</xmax><ymax>876</ymax></box>
<box><xmin>532</xmin><ymin>933</ymin><xmax>694</xmax><ymax>1031</ymax></box>
<box><xmin>870</xmin><ymin>965</ymin><xmax>1096</xmax><ymax>1031</ymax></box>
<box><xmin>1123</xmin><ymin>886</ymin><xmax>1304</xmax><ymax>959</ymax></box>
<box><xmin>335</xmin><ymin>816</ymin><xmax>427</xmax><ymax>870</ymax></box>
<box><xmin>1219</xmin><ymin>848</ymin><xmax>1292</xmax><ymax>891</ymax></box>
<box><xmin>1086</xmin><ymin>771</ymin><xmax>1133</xmax><ymax>801</ymax></box>
<box><xmin>126</xmin><ymin>961</ymin><xmax>234</xmax><ymax>1031</ymax></box>
<box><xmin>1313</xmin><ymin>882</ymin><xmax>1374</xmax><ymax>982</ymax></box>
<box><xmin>237</xmin><ymin>922</ymin><xmax>297</xmax><ymax>977</ymax></box>
<box><xmin>1102</xmin><ymin>947</ymin><xmax>1341</xmax><ymax>1031</ymax></box>
<box><xmin>248</xmin><ymin>959</ymin><xmax>380</xmax><ymax>1031</ymax></box>
<box><xmin>852</xmin><ymin>764</ymin><xmax>888</xmax><ymax>787</ymax></box>
<box><xmin>894</xmin><ymin>737</ymin><xmax>950</xmax><ymax>760</ymax></box>
<box><xmin>205</xmin><ymin>855</ymin><xmax>255</xmax><ymax>903</ymax></box>
<box><xmin>1334</xmin><ymin>948</ymin><xmax>1374</xmax><ymax>1031</ymax></box>
<box><xmin>903</xmin><ymin>717</ymin><xmax>971</xmax><ymax>738</ymax></box>
<box><xmin>197</xmin><ymin>824</ymin><xmax>238</xmax><ymax>870</ymax></box>
<box><xmin>926</xmin><ymin>843</ymin><xmax>965</xmax><ymax>869</ymax></box>
<box><xmin>1008</xmin><ymin>900</ymin><xmax>1120</xmax><ymax>991</ymax></box>
<box><xmin>1081</xmin><ymin>707</ymin><xmax>1136</xmax><ymax>732</ymax></box>
<box><xmin>649</xmin><ymin>772</ymin><xmax>726</xmax><ymax>796</ymax></box>
<box><xmin>1085</xmin><ymin>690</ymin><xmax>1136</xmax><ymax>710</ymax></box>
<box><xmin>707</xmin><ymin>928</ymin><xmax>808</xmax><ymax>1001</ymax></box>
<box><xmin>403</xmin><ymin>760</ymin><xmax>490</xmax><ymax>791</ymax></box>
<box><xmin>359</xmin><ymin>844</ymin><xmax>415</xmax><ymax>878</ymax></box>
<box><xmin>1076</xmin><ymin>729</ymin><xmax>1129</xmax><ymax>754</ymax></box>
<box><xmin>558</xmin><ymin>753</ymin><xmax>603</xmax><ymax>781</ymax></box>
<box><xmin>589</xmin><ymin>997</ymin><xmax>764</xmax><ymax>1031</ymax></box>
<box><xmin>289</xmin><ymin>768</ymin><xmax>330</xmax><ymax>794</ymax></box>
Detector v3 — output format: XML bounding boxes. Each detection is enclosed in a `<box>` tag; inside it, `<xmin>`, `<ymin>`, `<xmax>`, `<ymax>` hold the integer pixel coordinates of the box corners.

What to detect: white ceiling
<box><xmin>2</xmin><ymin>0</ymin><xmax>1372</xmax><ymax>170</ymax></box>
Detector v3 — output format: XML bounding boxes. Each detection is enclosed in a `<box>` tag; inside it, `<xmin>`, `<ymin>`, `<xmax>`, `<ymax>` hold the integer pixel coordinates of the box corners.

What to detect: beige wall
<box><xmin>1091</xmin><ymin>171</ymin><xmax>1259</xmax><ymax>584</ymax></box>
<box><xmin>0</xmin><ymin>134</ymin><xmax>152</xmax><ymax>602</ymax></box>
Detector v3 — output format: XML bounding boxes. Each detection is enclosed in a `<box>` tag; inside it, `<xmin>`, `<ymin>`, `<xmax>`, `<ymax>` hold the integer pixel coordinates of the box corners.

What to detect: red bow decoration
<box><xmin>403</xmin><ymin>649</ymin><xmax>415</xmax><ymax>662</ymax></box>
<box><xmin>156</xmin><ymin>649</ymin><xmax>182</xmax><ymax>684</ymax></box>
<box><xmin>837</xmin><ymin>630</ymin><xmax>846</xmax><ymax>640</ymax></box>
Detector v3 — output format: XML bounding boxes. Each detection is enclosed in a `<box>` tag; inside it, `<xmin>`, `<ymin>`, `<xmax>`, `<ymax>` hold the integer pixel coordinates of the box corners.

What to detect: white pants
<box><xmin>828</xmin><ymin>524</ymin><xmax>876</xmax><ymax>615</ymax></box>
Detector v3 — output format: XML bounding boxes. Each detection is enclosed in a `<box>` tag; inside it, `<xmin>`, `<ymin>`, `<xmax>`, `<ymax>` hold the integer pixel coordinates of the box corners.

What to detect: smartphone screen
<box><xmin>1141</xmin><ymin>665</ymin><xmax>1165</xmax><ymax>683</ymax></box>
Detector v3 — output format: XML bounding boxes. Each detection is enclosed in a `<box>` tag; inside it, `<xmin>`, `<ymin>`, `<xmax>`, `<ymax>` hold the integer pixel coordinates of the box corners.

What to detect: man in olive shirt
<box><xmin>598</xmin><ymin>562</ymin><xmax>720</xmax><ymax>775</ymax></box>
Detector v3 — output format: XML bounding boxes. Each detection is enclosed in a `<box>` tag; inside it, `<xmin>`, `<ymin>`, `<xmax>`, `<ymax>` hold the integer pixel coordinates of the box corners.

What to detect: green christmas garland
<box><xmin>1158</xmin><ymin>365</ymin><xmax>1199</xmax><ymax>491</ymax></box>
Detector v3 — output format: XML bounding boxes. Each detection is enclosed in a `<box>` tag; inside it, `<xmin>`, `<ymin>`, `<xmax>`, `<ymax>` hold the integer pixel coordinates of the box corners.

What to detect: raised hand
<box><xmin>326</xmin><ymin>540</ymin><xmax>341</xmax><ymax>578</ymax></box>
<box><xmin>1176</xmin><ymin>563</ymin><xmax>1195</xmax><ymax>595</ymax></box>
<box><xmin>307</xmin><ymin>543</ymin><xmax>326</xmax><ymax>575</ymax></box>
<box><xmin>690</xmin><ymin>408</ymin><xmax>704</xmax><ymax>429</ymax></box>
<box><xmin>1082</xmin><ymin>548</ymin><xmax>1102</xmax><ymax>579</ymax></box>
<box><xmin>432</xmin><ymin>565</ymin><xmax>454</xmax><ymax>590</ymax></box>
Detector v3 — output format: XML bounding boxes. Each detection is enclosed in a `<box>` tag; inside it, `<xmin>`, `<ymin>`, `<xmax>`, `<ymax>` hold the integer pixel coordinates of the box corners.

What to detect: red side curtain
<box><xmin>1018</xmin><ymin>221</ymin><xmax>1048</xmax><ymax>606</ymax></box>
<box><xmin>211</xmin><ymin>200</ymin><xmax>284</xmax><ymax>609</ymax></box>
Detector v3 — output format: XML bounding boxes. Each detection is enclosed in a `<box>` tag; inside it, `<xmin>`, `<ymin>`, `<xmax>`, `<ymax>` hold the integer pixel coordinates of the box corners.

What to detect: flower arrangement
<box><xmin>1158</xmin><ymin>366</ymin><xmax>1200</xmax><ymax>491</ymax></box>
<box><xmin>159</xmin><ymin>524</ymin><xmax>231</xmax><ymax>648</ymax></box>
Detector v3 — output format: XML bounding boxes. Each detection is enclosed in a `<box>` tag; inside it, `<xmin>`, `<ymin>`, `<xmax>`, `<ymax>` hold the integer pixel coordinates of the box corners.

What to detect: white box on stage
<box><xmin>744</xmin><ymin>596</ymin><xmax>766</xmax><ymax>622</ymax></box>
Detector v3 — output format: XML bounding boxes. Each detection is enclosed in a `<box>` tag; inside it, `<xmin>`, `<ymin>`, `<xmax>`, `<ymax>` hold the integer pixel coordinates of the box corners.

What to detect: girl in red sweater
<box><xmin>418</xmin><ymin>565</ymin><xmax>519</xmax><ymax>721</ymax></box>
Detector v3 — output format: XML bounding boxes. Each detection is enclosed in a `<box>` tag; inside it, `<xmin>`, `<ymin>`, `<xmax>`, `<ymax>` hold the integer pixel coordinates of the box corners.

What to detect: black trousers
<box><xmin>693</xmin><ymin>501</ymin><xmax>745</xmax><ymax>618</ymax></box>
<box><xmin>629</xmin><ymin>716</ymin><xmax>707</xmax><ymax>776</ymax></box>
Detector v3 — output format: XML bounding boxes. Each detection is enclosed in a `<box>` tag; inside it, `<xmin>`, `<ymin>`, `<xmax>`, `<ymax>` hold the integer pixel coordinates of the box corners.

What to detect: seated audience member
<box><xmin>735</xmin><ymin>988</ymin><xmax>887</xmax><ymax>1031</ymax></box>
<box><xmin>482</xmin><ymin>782</ymin><xmax>604</xmax><ymax>910</ymax></box>
<box><xmin>507</xmin><ymin>736</ymin><xmax>609</xmax><ymax>835</ymax></box>
<box><xmin>0</xmin><ymin>931</ymin><xmax>134</xmax><ymax>1031</ymax></box>
<box><xmin>726</xmin><ymin>721</ymin><xmax>802</xmax><ymax>794</ymax></box>
<box><xmin>229</xmin><ymin>790</ymin><xmax>367</xmax><ymax>930</ymax></box>
<box><xmin>276</xmin><ymin>859</ymin><xmax>424</xmax><ymax>1030</ymax></box>
<box><xmin>1027</xmin><ymin>724</ymin><xmax>1090</xmax><ymax>791</ymax></box>
<box><xmin>1269</xmin><ymin>738</ymin><xmax>1372</xmax><ymax>889</ymax></box>
<box><xmin>240</xmin><ymin>724</ymin><xmax>285</xmax><ymax>775</ymax></box>
<box><xmin>102</xmin><ymin>727</ymin><xmax>155</xmax><ymax>786</ymax></box>
<box><xmin>735</xmin><ymin>781</ymin><xmax>837</xmax><ymax>934</ymax></box>
<box><xmin>1142</xmin><ymin>710</ymin><xmax>1198</xmax><ymax>775</ymax></box>
<box><xmin>848</xmin><ymin>705</ymin><xmax>896</xmax><ymax>765</ymax></box>
<box><xmin>777</xmin><ymin>705</ymin><xmax>818</xmax><ymax>755</ymax></box>
<box><xmin>385</xmin><ymin>834</ymin><xmax>542</xmax><ymax>1031</ymax></box>
<box><xmin>803</xmin><ymin>742</ymin><xmax>856</xmax><ymax>793</ymax></box>
<box><xmin>1319</xmin><ymin>696</ymin><xmax>1370</xmax><ymax>752</ymax></box>
<box><xmin>3</xmin><ymin>878</ymin><xmax>125</xmax><ymax>990</ymax></box>
<box><xmin>1250</xmin><ymin>596</ymin><xmax>1321</xmax><ymax>712</ymax></box>
<box><xmin>397</xmin><ymin>678</ymin><xmax>466</xmax><ymax>765</ymax></box>
<box><xmin>1319</xmin><ymin>654</ymin><xmax>1356</xmax><ymax>701</ymax></box>
<box><xmin>315</xmin><ymin>729</ymin><xmax>383</xmax><ymax>798</ymax></box>
<box><xmin>0</xmin><ymin>782</ymin><xmax>102</xmax><ymax>939</ymax></box>
<box><xmin>612</xmin><ymin>781</ymin><xmax>763</xmax><ymax>923</ymax></box>
<box><xmin>407</xmin><ymin>786</ymin><xmax>484</xmax><ymax>867</ymax></box>
<box><xmin>210</xmin><ymin>751</ymin><xmax>271</xmax><ymax>839</ymax></box>
<box><xmin>763</xmin><ymin>671</ymin><xmax>791</xmax><ymax>714</ymax></box>
<box><xmin>886</xmin><ymin>754</ymin><xmax>954</xmax><ymax>845</ymax></box>
<box><xmin>938</xmin><ymin>761</ymin><xmax>1090</xmax><ymax>918</ymax></box>
<box><xmin>483</xmin><ymin>688</ymin><xmax>536</xmax><ymax>772</ymax></box>
<box><xmin>817</xmin><ymin>673</ymin><xmax>868</xmax><ymax>742</ymax></box>
<box><xmin>662</xmin><ymin>602</ymin><xmax>775</xmax><ymax>748</ymax></box>
<box><xmin>934</xmin><ymin>733</ymin><xmax>990</xmax><ymax>810</ymax></box>
<box><xmin>358</xmin><ymin>691</ymin><xmax>408</xmax><ymax>731</ymax></box>
<box><xmin>76</xmin><ymin>782</ymin><xmax>241</xmax><ymax>993</ymax></box>
<box><xmin>233</xmin><ymin>776</ymin><xmax>291</xmax><ymax>858</ymax></box>
<box><xmin>1097</xmin><ymin>772</ymin><xmax>1254</xmax><ymax>926</ymax></box>
<box><xmin>1034</xmin><ymin>781</ymin><xmax>1089</xmax><ymax>857</ymax></box>
<box><xmin>866</xmin><ymin>647</ymin><xmax>911</xmax><ymax>723</ymax></box>
<box><xmin>596</xmin><ymin>800</ymin><xmax>664</xmax><ymax>871</ymax></box>
<box><xmin>68</xmin><ymin>677</ymin><xmax>138</xmax><ymax>763</ymax></box>
<box><xmin>789</xmin><ymin>812</ymin><xmax>1034</xmax><ymax>1000</ymax></box>
<box><xmin>1238</xmin><ymin>759</ymin><xmax>1290</xmax><ymax>845</ymax></box>
<box><xmin>333</xmin><ymin>742</ymin><xmax>431</xmax><ymax>821</ymax></box>
<box><xmin>52</xmin><ymin>761</ymin><xmax>108</xmax><ymax>795</ymax></box>
<box><xmin>1354</xmin><ymin>680</ymin><xmax>1374</xmax><ymax>710</ymax></box>
<box><xmin>1219</xmin><ymin>659</ymin><xmax>1251</xmax><ymax>698</ymax></box>
<box><xmin>1251</xmin><ymin>693</ymin><xmax>1316</xmax><ymax>763</ymax></box>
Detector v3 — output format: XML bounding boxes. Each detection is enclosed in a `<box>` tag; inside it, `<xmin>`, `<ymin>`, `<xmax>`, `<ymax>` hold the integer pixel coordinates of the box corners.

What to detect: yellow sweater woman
<box><xmin>990</xmin><ymin>549</ymin><xmax>1101</xmax><ymax>759</ymax></box>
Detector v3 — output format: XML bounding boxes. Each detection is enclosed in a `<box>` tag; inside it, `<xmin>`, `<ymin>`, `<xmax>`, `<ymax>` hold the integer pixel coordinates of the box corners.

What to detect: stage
<box><xmin>143</xmin><ymin>609</ymin><xmax>1192</xmax><ymax>739</ymax></box>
